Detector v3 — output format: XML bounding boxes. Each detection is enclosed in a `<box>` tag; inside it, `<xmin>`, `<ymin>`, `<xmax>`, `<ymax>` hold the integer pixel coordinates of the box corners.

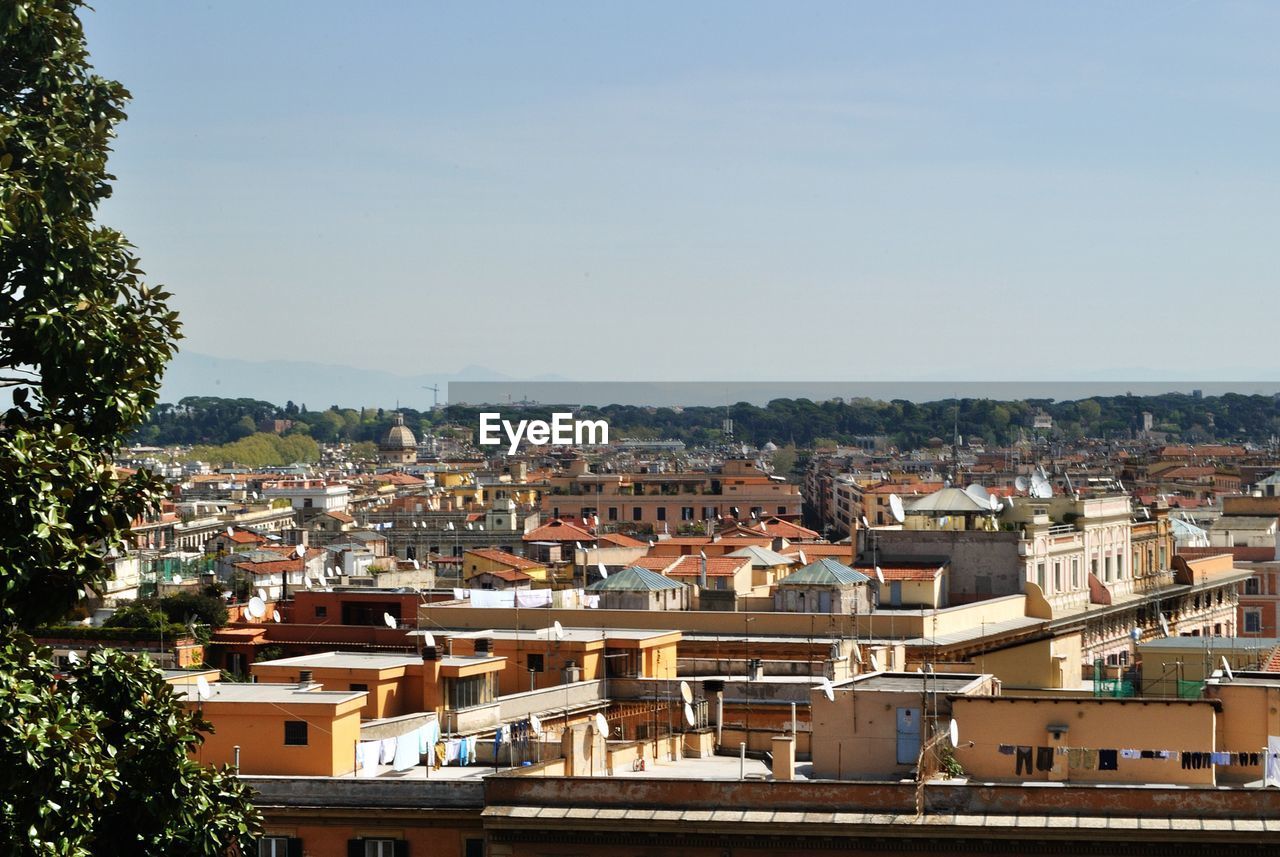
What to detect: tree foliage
<box><xmin>1</xmin><ymin>2</ymin><xmax>260</xmax><ymax>852</ymax></box>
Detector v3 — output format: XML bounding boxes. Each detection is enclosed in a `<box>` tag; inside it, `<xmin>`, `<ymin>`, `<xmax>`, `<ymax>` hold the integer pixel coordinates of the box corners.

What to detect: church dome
<box><xmin>381</xmin><ymin>414</ymin><xmax>417</xmax><ymax>451</ymax></box>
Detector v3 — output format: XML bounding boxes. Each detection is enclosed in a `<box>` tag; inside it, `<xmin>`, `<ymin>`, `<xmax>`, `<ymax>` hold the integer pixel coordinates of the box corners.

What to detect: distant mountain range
<box><xmin>158</xmin><ymin>351</ymin><xmax>567</xmax><ymax>410</ymax></box>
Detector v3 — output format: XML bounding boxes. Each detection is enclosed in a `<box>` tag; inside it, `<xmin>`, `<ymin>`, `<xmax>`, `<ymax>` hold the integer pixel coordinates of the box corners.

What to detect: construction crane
<box><xmin>423</xmin><ymin>384</ymin><xmax>440</xmax><ymax>408</ymax></box>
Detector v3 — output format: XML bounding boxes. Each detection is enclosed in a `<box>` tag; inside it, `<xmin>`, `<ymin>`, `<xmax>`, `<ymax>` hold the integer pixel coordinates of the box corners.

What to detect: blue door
<box><xmin>896</xmin><ymin>707</ymin><xmax>920</xmax><ymax>764</ymax></box>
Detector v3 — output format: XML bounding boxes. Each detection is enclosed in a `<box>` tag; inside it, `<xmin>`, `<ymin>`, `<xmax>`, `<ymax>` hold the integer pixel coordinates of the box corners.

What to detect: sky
<box><xmin>83</xmin><ymin>1</ymin><xmax>1280</xmax><ymax>384</ymax></box>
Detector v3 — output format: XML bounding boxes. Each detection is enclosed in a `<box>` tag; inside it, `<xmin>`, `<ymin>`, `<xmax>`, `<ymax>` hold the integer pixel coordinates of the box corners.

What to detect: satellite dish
<box><xmin>225</xmin><ymin>526</ymin><xmax>234</xmax><ymax>537</ymax></box>
<box><xmin>1158</xmin><ymin>614</ymin><xmax>1170</xmax><ymax>637</ymax></box>
<box><xmin>988</xmin><ymin>494</ymin><xmax>1001</xmax><ymax>512</ymax></box>
<box><xmin>850</xmin><ymin>642</ymin><xmax>862</xmax><ymax>661</ymax></box>
<box><xmin>680</xmin><ymin>680</ymin><xmax>693</xmax><ymax>704</ymax></box>
<box><xmin>271</xmin><ymin>610</ymin><xmax>281</xmax><ymax>623</ymax></box>
<box><xmin>1222</xmin><ymin>656</ymin><xmax>1234</xmax><ymax>681</ymax></box>
<box><xmin>598</xmin><ymin>562</ymin><xmax>608</xmax><ymax>579</ymax></box>
<box><xmin>529</xmin><ymin>713</ymin><xmax>541</xmax><ymax>732</ymax></box>
<box><xmin>964</xmin><ymin>484</ymin><xmax>990</xmax><ymax>506</ymax></box>
<box><xmin>412</xmin><ymin>521</ymin><xmax>418</xmax><ymax>528</ymax></box>
<box><xmin>684</xmin><ymin>703</ymin><xmax>696</xmax><ymax>726</ymax></box>
<box><xmin>875</xmin><ymin>566</ymin><xmax>884</xmax><ymax>585</ymax></box>
<box><xmin>422</xmin><ymin>632</ymin><xmax>436</xmax><ymax>647</ymax></box>
<box><xmin>256</xmin><ymin>588</ymin><xmax>267</xmax><ymax>602</ymax></box>
<box><xmin>383</xmin><ymin>612</ymin><xmax>398</xmax><ymax>629</ymax></box>
<box><xmin>948</xmin><ymin>718</ymin><xmax>959</xmax><ymax>747</ymax></box>
<box><xmin>552</xmin><ymin>620</ymin><xmax>565</xmax><ymax>640</ymax></box>
<box><xmin>247</xmin><ymin>597</ymin><xmax>266</xmax><ymax>619</ymax></box>
<box><xmin>595</xmin><ymin>713</ymin><xmax>609</xmax><ymax>736</ymax></box>
<box><xmin>888</xmin><ymin>494</ymin><xmax>905</xmax><ymax>523</ymax></box>
<box><xmin>798</xmin><ymin>550</ymin><xmax>808</xmax><ymax>565</ymax></box>
<box><xmin>66</xmin><ymin>650</ymin><xmax>79</xmax><ymax>664</ymax></box>
<box><xmin>196</xmin><ymin>675</ymin><xmax>212</xmax><ymax>701</ymax></box>
<box><xmin>860</xmin><ymin>515</ymin><xmax>870</xmax><ymax>529</ymax></box>
<box><xmin>412</xmin><ymin>558</ymin><xmax>420</xmax><ymax>570</ymax></box>
<box><xmin>171</xmin><ymin>574</ymin><xmax>183</xmax><ymax>585</ymax></box>
<box><xmin>817</xmin><ymin>677</ymin><xmax>835</xmax><ymax>701</ymax></box>
<box><xmin>1014</xmin><ymin>476</ymin><xmax>1029</xmax><ymax>492</ymax></box>
<box><xmin>870</xmin><ymin>654</ymin><xmax>882</xmax><ymax>672</ymax></box>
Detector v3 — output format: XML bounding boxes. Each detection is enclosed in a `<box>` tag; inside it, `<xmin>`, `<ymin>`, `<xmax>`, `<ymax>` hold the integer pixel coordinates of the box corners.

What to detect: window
<box><xmin>1245</xmin><ymin>577</ymin><xmax>1261</xmax><ymax>595</ymax></box>
<box><xmin>1071</xmin><ymin>558</ymin><xmax>1080</xmax><ymax>589</ymax></box>
<box><xmin>1104</xmin><ymin>556</ymin><xmax>1112</xmax><ymax>582</ymax></box>
<box><xmin>1036</xmin><ymin>563</ymin><xmax>1046</xmax><ymax>590</ymax></box>
<box><xmin>258</xmin><ymin>837</ymin><xmax>299</xmax><ymax>857</ymax></box>
<box><xmin>1159</xmin><ymin>546</ymin><xmax>1167</xmax><ymax>569</ymax></box>
<box><xmin>464</xmin><ymin>838</ymin><xmax>484</xmax><ymax>857</ymax></box>
<box><xmin>1244</xmin><ymin>609</ymin><xmax>1262</xmax><ymax>634</ymax></box>
<box><xmin>656</xmin><ymin>508</ymin><xmax>666</xmax><ymax>522</ymax></box>
<box><xmin>314</xmin><ymin>605</ymin><xmax>328</xmax><ymax>618</ymax></box>
<box><xmin>778</xmin><ymin>505</ymin><xmax>787</xmax><ymax>515</ymax></box>
<box><xmin>608</xmin><ymin>507</ymin><xmax>618</xmax><ymax>521</ymax></box>
<box><xmin>1091</xmin><ymin>558</ymin><xmax>1098</xmax><ymax>578</ymax></box>
<box><xmin>681</xmin><ymin>507</ymin><xmax>695</xmax><ymax>521</ymax></box>
<box><xmin>351</xmin><ymin>839</ymin><xmax>402</xmax><ymax>857</ymax></box>
<box><xmin>1054</xmin><ymin>562</ymin><xmax>1062</xmax><ymax>592</ymax></box>
<box><xmin>633</xmin><ymin>507</ymin><xmax>642</xmax><ymax>521</ymax></box>
<box><xmin>284</xmin><ymin>721</ymin><xmax>308</xmax><ymax>746</ymax></box>
<box><xmin>350</xmin><ymin>683</ymin><xmax>368</xmax><ymax>692</ymax></box>
<box><xmin>527</xmin><ymin>654</ymin><xmax>544</xmax><ymax>672</ymax></box>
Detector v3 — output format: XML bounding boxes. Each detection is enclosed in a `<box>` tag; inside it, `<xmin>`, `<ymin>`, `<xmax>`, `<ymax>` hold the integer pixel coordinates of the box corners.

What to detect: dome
<box><xmin>380</xmin><ymin>414</ymin><xmax>417</xmax><ymax>450</ymax></box>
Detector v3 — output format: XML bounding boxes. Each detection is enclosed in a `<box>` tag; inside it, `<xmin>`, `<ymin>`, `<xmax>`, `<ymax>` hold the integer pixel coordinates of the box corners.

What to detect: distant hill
<box><xmin>158</xmin><ymin>351</ymin><xmax>567</xmax><ymax>410</ymax></box>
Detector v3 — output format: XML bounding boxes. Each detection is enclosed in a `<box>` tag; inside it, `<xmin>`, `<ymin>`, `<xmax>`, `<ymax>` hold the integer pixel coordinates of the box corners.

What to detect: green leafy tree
<box><xmin>1</xmin><ymin>1</ymin><xmax>260</xmax><ymax>853</ymax></box>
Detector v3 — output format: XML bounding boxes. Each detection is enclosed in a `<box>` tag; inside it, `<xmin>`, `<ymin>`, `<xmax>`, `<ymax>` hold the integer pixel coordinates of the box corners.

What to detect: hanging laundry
<box><xmin>1120</xmin><ymin>749</ymin><xmax>1141</xmax><ymax>760</ymax></box>
<box><xmin>357</xmin><ymin>740</ymin><xmax>380</xmax><ymax>777</ymax></box>
<box><xmin>1015</xmin><ymin>746</ymin><xmax>1033</xmax><ymax>776</ymax></box>
<box><xmin>379</xmin><ymin>737</ymin><xmax>397</xmax><ymax>765</ymax></box>
<box><xmin>1097</xmin><ymin>749</ymin><xmax>1118</xmax><ymax>771</ymax></box>
<box><xmin>433</xmin><ymin>741</ymin><xmax>445</xmax><ymax>770</ymax></box>
<box><xmin>1035</xmin><ymin>747</ymin><xmax>1054</xmax><ymax>772</ymax></box>
<box><xmin>393</xmin><ymin>728</ymin><xmax>421</xmax><ymax>771</ymax></box>
<box><xmin>1067</xmin><ymin>748</ymin><xmax>1085</xmax><ymax>769</ymax></box>
<box><xmin>997</xmin><ymin>744</ymin><xmax>1014</xmax><ymax>756</ymax></box>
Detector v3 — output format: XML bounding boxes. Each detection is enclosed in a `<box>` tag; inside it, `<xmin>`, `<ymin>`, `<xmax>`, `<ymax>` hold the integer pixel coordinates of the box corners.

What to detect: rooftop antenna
<box><xmin>888</xmin><ymin>494</ymin><xmax>905</xmax><ymax>524</ymax></box>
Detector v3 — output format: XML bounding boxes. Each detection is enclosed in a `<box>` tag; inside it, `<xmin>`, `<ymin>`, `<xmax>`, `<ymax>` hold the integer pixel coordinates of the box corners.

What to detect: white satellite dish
<box><xmin>870</xmin><ymin>654</ymin><xmax>882</xmax><ymax>672</ymax></box>
<box><xmin>989</xmin><ymin>494</ymin><xmax>1001</xmax><ymax>512</ymax></box>
<box><xmin>964</xmin><ymin>484</ymin><xmax>990</xmax><ymax>506</ymax></box>
<box><xmin>816</xmin><ymin>676</ymin><xmax>835</xmax><ymax>701</ymax></box>
<box><xmin>422</xmin><ymin>632</ymin><xmax>436</xmax><ymax>647</ymax></box>
<box><xmin>172</xmin><ymin>574</ymin><xmax>183</xmax><ymax>585</ymax></box>
<box><xmin>552</xmin><ymin>620</ymin><xmax>565</xmax><ymax>640</ymax></box>
<box><xmin>948</xmin><ymin>718</ymin><xmax>959</xmax><ymax>747</ymax></box>
<box><xmin>875</xmin><ymin>566</ymin><xmax>884</xmax><ymax>585</ymax></box>
<box><xmin>412</xmin><ymin>558</ymin><xmax>420</xmax><ymax>570</ymax></box>
<box><xmin>225</xmin><ymin>526</ymin><xmax>234</xmax><ymax>537</ymax></box>
<box><xmin>271</xmin><ymin>610</ymin><xmax>281</xmax><ymax>623</ymax></box>
<box><xmin>850</xmin><ymin>642</ymin><xmax>861</xmax><ymax>661</ymax></box>
<box><xmin>294</xmin><ymin>544</ymin><xmax>306</xmax><ymax>558</ymax></box>
<box><xmin>256</xmin><ymin>588</ymin><xmax>267</xmax><ymax>602</ymax></box>
<box><xmin>529</xmin><ymin>713</ymin><xmax>541</xmax><ymax>732</ymax></box>
<box><xmin>1014</xmin><ymin>476</ymin><xmax>1029</xmax><ymax>492</ymax></box>
<box><xmin>598</xmin><ymin>562</ymin><xmax>608</xmax><ymax>579</ymax></box>
<box><xmin>383</xmin><ymin>612</ymin><xmax>398</xmax><ymax>629</ymax></box>
<box><xmin>595</xmin><ymin>712</ymin><xmax>609</xmax><ymax>736</ymax></box>
<box><xmin>680</xmin><ymin>680</ymin><xmax>693</xmax><ymax>704</ymax></box>
<box><xmin>1158</xmin><ymin>614</ymin><xmax>1170</xmax><ymax>637</ymax></box>
<box><xmin>684</xmin><ymin>703</ymin><xmax>696</xmax><ymax>726</ymax></box>
<box><xmin>888</xmin><ymin>494</ymin><xmax>905</xmax><ymax>523</ymax></box>
<box><xmin>196</xmin><ymin>675</ymin><xmax>212</xmax><ymax>701</ymax></box>
<box><xmin>1222</xmin><ymin>656</ymin><xmax>1234</xmax><ymax>681</ymax></box>
<box><xmin>247</xmin><ymin>597</ymin><xmax>266</xmax><ymax>619</ymax></box>
<box><xmin>412</xmin><ymin>521</ymin><xmax>418</xmax><ymax>528</ymax></box>
<box><xmin>798</xmin><ymin>550</ymin><xmax>808</xmax><ymax>565</ymax></box>
<box><xmin>859</xmin><ymin>515</ymin><xmax>870</xmax><ymax>529</ymax></box>
<box><xmin>66</xmin><ymin>650</ymin><xmax>79</xmax><ymax>664</ymax></box>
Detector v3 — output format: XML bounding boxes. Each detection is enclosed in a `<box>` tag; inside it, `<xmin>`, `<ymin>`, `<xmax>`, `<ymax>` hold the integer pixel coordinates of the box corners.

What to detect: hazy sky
<box><xmin>84</xmin><ymin>2</ymin><xmax>1280</xmax><ymax>382</ymax></box>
